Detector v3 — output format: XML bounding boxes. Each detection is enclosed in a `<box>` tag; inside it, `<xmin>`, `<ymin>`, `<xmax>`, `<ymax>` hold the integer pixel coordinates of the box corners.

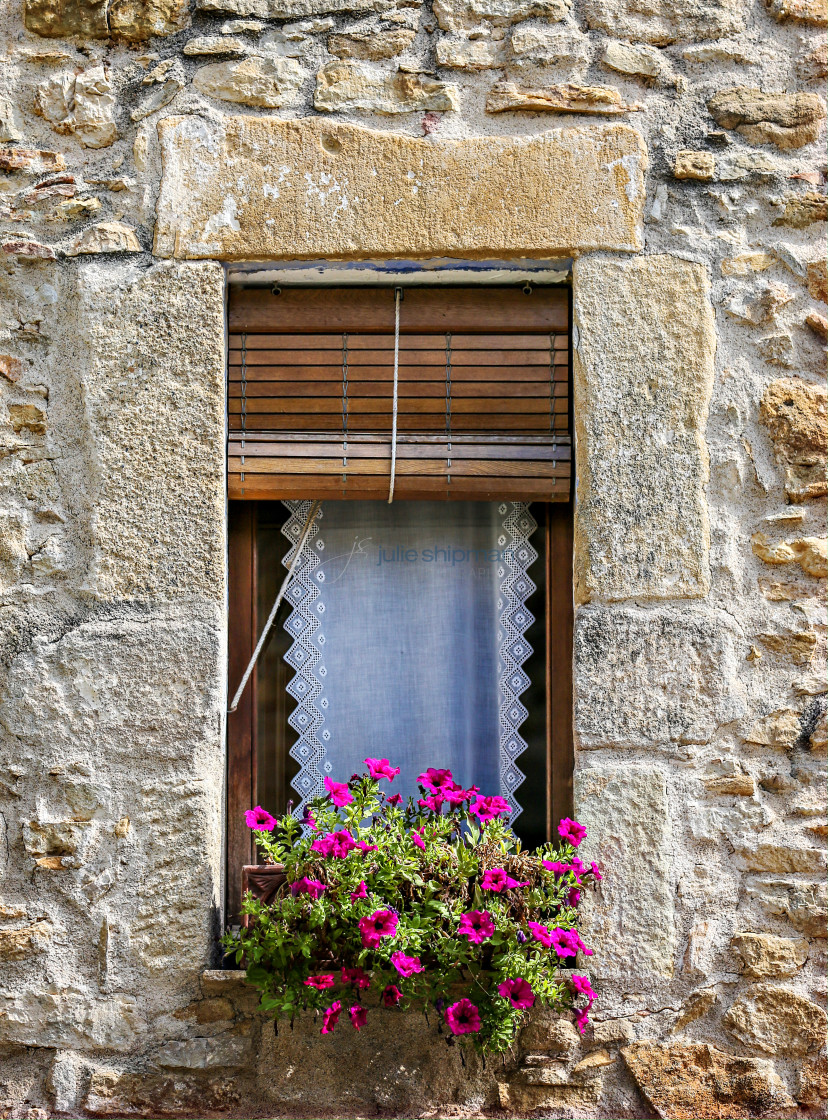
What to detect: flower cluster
<box><xmin>225</xmin><ymin>760</ymin><xmax>601</xmax><ymax>1054</ymax></box>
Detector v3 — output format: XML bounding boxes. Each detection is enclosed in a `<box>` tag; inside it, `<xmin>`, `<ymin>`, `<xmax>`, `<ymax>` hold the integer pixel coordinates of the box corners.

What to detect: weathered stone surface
<box><xmin>155</xmin><ymin>115</ymin><xmax>646</xmax><ymax>259</ymax></box>
<box><xmin>0</xmin><ymin>148</ymin><xmax>65</xmax><ymax>173</ymax></box>
<box><xmin>724</xmin><ymin>985</ymin><xmax>827</xmax><ymax>1055</ymax></box>
<box><xmin>84</xmin><ymin>1067</ymin><xmax>241</xmax><ymax>1116</ymax></box>
<box><xmin>0</xmin><ymin>992</ymin><xmax>140</xmax><ymax>1051</ymax></box>
<box><xmin>767</xmin><ymin>0</ymin><xmax>827</xmax><ymax>22</ymax></box>
<box><xmin>509</xmin><ymin>24</ymin><xmax>589</xmax><ymax>64</ymax></box>
<box><xmin>798</xmin><ymin>40</ymin><xmax>828</xmax><ymax>78</ymax></box>
<box><xmin>717</xmin><ymin>150</ymin><xmax>787</xmax><ymax>179</ymax></box>
<box><xmin>703</xmin><ymin>760</ymin><xmax>755</xmax><ymax>795</ymax></box>
<box><xmin>807</xmin><ymin>259</ymin><xmax>827</xmax><ymax>301</ymax></box>
<box><xmin>735</xmin><ymin>843</ymin><xmax>827</xmax><ymax>873</ymax></box>
<box><xmin>575</xmin><ymin>606</ymin><xmax>744</xmax><ymax>747</ymax></box>
<box><xmin>708</xmin><ymin>88</ymin><xmax>826</xmax><ymax>149</ymax></box>
<box><xmin>109</xmin><ymin>0</ymin><xmax>190</xmax><ymax>36</ymax></box>
<box><xmin>315</xmin><ymin>63</ymin><xmax>457</xmax><ymax>113</ymax></box>
<box><xmin>329</xmin><ymin>29</ymin><xmax>415</xmax><ymax>59</ymax></box>
<box><xmin>602</xmin><ymin>40</ymin><xmax>669</xmax><ymax>80</ymax></box>
<box><xmin>198</xmin><ymin>0</ymin><xmax>393</xmax><ymax>17</ymax></box>
<box><xmin>24</xmin><ymin>0</ymin><xmax>189</xmax><ymax>37</ymax></box>
<box><xmin>584</xmin><ymin>0</ymin><xmax>749</xmax><ymax>43</ymax></box>
<box><xmin>743</xmin><ymin>707</ymin><xmax>801</xmax><ymax>748</ymax></box>
<box><xmin>487</xmin><ymin>81</ymin><xmax>642</xmax><ymax>113</ymax></box>
<box><xmin>757</xmin><ymin>629</ymin><xmax>817</xmax><ymax>664</ymax></box>
<box><xmin>751</xmin><ymin>880</ymin><xmax>827</xmax><ymax>937</ymax></box>
<box><xmin>575</xmin><ymin>765</ymin><xmax>675</xmax><ymax>978</ymax></box>
<box><xmin>759</xmin><ymin>378</ymin><xmax>827</xmax><ymax>502</ymax></box>
<box><xmin>34</xmin><ymin>66</ymin><xmax>117</xmax><ymax>149</ymax></box>
<box><xmin>731</xmin><ymin>932</ymin><xmax>808</xmax><ymax>977</ymax></box>
<box><xmin>63</xmin><ymin>222</ymin><xmax>142</xmax><ymax>257</ymax></box>
<box><xmin>183</xmin><ymin>34</ymin><xmax>248</xmax><ymax>55</ymax></box>
<box><xmin>131</xmin><ymin>60</ymin><xmax>186</xmax><ymax>121</ymax></box>
<box><xmin>436</xmin><ymin>36</ymin><xmax>506</xmax><ymax>69</ymax></box>
<box><xmin>0</xmin><ymin>97</ymin><xmax>24</xmax><ymax>143</ymax></box>
<box><xmin>520</xmin><ymin>1014</ymin><xmax>580</xmax><ymax>1052</ymax></box>
<box><xmin>672</xmin><ymin>988</ymin><xmax>718</xmax><ymax>1032</ymax></box>
<box><xmin>622</xmin><ymin>1042</ymin><xmax>796</xmax><ymax>1118</ymax></box>
<box><xmin>74</xmin><ymin>262</ymin><xmax>225</xmax><ymax>601</ymax></box>
<box><xmin>806</xmin><ymin>310</ymin><xmax>828</xmax><ymax>337</ymax></box>
<box><xmin>433</xmin><ymin>0</ymin><xmax>570</xmax><ymax>31</ymax></box>
<box><xmin>573</xmin><ymin>255</ymin><xmax>714</xmax><ymax>602</ymax></box>
<box><xmin>2</xmin><ymin>238</ymin><xmax>58</xmax><ymax>260</ymax></box>
<box><xmin>752</xmin><ymin>534</ymin><xmax>827</xmax><ymax>577</ymax></box>
<box><xmin>193</xmin><ymin>57</ymin><xmax>304</xmax><ymax>107</ymax></box>
<box><xmin>0</xmin><ymin>921</ymin><xmax>52</xmax><ymax>961</ymax></box>
<box><xmin>674</xmin><ymin>150</ymin><xmax>715</xmax><ymax>179</ymax></box>
<box><xmin>775</xmin><ymin>190</ymin><xmax>827</xmax><ymax>227</ymax></box>
<box><xmin>797</xmin><ymin>1055</ymin><xmax>828</xmax><ymax>1106</ymax></box>
<box><xmin>592</xmin><ymin>1019</ymin><xmax>634</xmax><ymax>1046</ymax></box>
<box><xmin>155</xmin><ymin>1035</ymin><xmax>252</xmax><ymax>1069</ymax></box>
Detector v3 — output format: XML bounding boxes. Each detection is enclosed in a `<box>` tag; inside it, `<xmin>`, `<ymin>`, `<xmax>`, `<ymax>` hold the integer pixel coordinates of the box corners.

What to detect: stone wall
<box><xmin>0</xmin><ymin>0</ymin><xmax>825</xmax><ymax>1113</ymax></box>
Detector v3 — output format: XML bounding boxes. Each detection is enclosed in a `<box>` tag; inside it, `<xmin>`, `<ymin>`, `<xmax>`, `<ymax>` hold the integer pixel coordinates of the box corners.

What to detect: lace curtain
<box><xmin>280</xmin><ymin>500</ymin><xmax>538</xmax><ymax>824</ymax></box>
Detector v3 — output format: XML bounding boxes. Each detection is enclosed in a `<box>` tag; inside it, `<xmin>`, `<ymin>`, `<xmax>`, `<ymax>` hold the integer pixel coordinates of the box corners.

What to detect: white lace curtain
<box><xmin>280</xmin><ymin>500</ymin><xmax>538</xmax><ymax>823</ymax></box>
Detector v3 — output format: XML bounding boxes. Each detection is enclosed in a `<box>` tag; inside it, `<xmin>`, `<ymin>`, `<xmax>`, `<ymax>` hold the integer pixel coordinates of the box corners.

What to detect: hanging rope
<box><xmin>388</xmin><ymin>286</ymin><xmax>402</xmax><ymax>503</ymax></box>
<box><xmin>227</xmin><ymin>499</ymin><xmax>321</xmax><ymax>714</ymax></box>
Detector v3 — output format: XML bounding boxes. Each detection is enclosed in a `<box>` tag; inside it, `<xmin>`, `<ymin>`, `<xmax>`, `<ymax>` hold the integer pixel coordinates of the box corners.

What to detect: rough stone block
<box><xmin>198</xmin><ymin>0</ymin><xmax>393</xmax><ymax>15</ymax></box>
<box><xmin>433</xmin><ymin>0</ymin><xmax>570</xmax><ymax>30</ymax></box>
<box><xmin>24</xmin><ymin>0</ymin><xmax>189</xmax><ymax>39</ymax></box>
<box><xmin>574</xmin><ymin>605</ymin><xmax>745</xmax><ymax>748</ymax></box>
<box><xmin>574</xmin><ymin>764</ymin><xmax>675</xmax><ymax>979</ymax></box>
<box><xmin>723</xmin><ymin>985</ymin><xmax>827</xmax><ymax>1055</ymax></box>
<box><xmin>708</xmin><ymin>88</ymin><xmax>826</xmax><ymax>149</ymax></box>
<box><xmin>0</xmin><ymin>992</ymin><xmax>139</xmax><ymax>1051</ymax></box>
<box><xmin>77</xmin><ymin>261</ymin><xmax>225</xmax><ymax>602</ymax></box>
<box><xmin>573</xmin><ymin>255</ymin><xmax>715</xmax><ymax>602</ymax></box>
<box><xmin>583</xmin><ymin>0</ymin><xmax>749</xmax><ymax>43</ymax></box>
<box><xmin>759</xmin><ymin>377</ymin><xmax>827</xmax><ymax>503</ymax></box>
<box><xmin>193</xmin><ymin>57</ymin><xmax>304</xmax><ymax>107</ymax></box>
<box><xmin>731</xmin><ymin>932</ymin><xmax>809</xmax><ymax>977</ymax></box>
<box><xmin>486</xmin><ymin>82</ymin><xmax>642</xmax><ymax>114</ymax></box>
<box><xmin>154</xmin><ymin>115</ymin><xmax>646</xmax><ymax>260</ymax></box>
<box><xmin>155</xmin><ymin>1035</ymin><xmax>252</xmax><ymax>1069</ymax></box>
<box><xmin>314</xmin><ymin>62</ymin><xmax>458</xmax><ymax>113</ymax></box>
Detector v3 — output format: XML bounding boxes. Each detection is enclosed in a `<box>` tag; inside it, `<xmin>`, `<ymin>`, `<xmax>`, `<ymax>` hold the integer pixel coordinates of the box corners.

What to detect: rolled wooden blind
<box><xmin>228</xmin><ymin>286</ymin><xmax>570</xmax><ymax>501</ymax></box>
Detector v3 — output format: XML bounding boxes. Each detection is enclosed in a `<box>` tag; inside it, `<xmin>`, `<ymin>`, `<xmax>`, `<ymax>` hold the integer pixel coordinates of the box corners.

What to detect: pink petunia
<box><xmin>557</xmin><ymin>817</ymin><xmax>587</xmax><ymax>847</ymax></box>
<box><xmin>469</xmin><ymin>795</ymin><xmax>511</xmax><ymax>822</ymax></box>
<box><xmin>443</xmin><ymin>784</ymin><xmax>474</xmax><ymax>807</ymax></box>
<box><xmin>497</xmin><ymin>978</ymin><xmax>535</xmax><ymax>1010</ymax></box>
<box><xmin>391</xmin><ymin>951</ymin><xmax>423</xmax><ymax>977</ymax></box>
<box><xmin>358</xmin><ymin>909</ymin><xmax>398</xmax><ymax>948</ymax></box>
<box><xmin>411</xmin><ymin>829</ymin><xmax>426</xmax><ymax>850</ymax></box>
<box><xmin>574</xmin><ymin>1006</ymin><xmax>590</xmax><ymax>1035</ymax></box>
<box><xmin>445</xmin><ymin>998</ymin><xmax>482</xmax><ymax>1035</ymax></box>
<box><xmin>549</xmin><ymin>927</ymin><xmax>576</xmax><ymax>957</ymax></box>
<box><xmin>244</xmin><ymin>806</ymin><xmax>278</xmax><ymax>831</ymax></box>
<box><xmin>290</xmin><ymin>877</ymin><xmax>327</xmax><ymax>899</ymax></box>
<box><xmin>349</xmin><ymin>1004</ymin><xmax>368</xmax><ymax>1030</ymax></box>
<box><xmin>387</xmin><ymin>793</ymin><xmax>403</xmax><ymax>806</ymax></box>
<box><xmin>350</xmin><ymin>880</ymin><xmax>369</xmax><ymax>901</ymax></box>
<box><xmin>356</xmin><ymin>840</ymin><xmax>378</xmax><ymax>853</ymax></box>
<box><xmin>542</xmin><ymin>860</ymin><xmax>583</xmax><ymax>884</ymax></box>
<box><xmin>457</xmin><ymin>910</ymin><xmax>495</xmax><ymax>944</ymax></box>
<box><xmin>324</xmin><ymin>777</ymin><xmax>354</xmax><ymax>807</ymax></box>
<box><xmin>311</xmin><ymin>830</ymin><xmax>357</xmax><ymax>859</ymax></box>
<box><xmin>589</xmin><ymin>861</ymin><xmax>603</xmax><ymax>881</ymax></box>
<box><xmin>568</xmin><ymin>888</ymin><xmax>582</xmax><ymax>906</ymax></box>
<box><xmin>382</xmin><ymin>984</ymin><xmax>402</xmax><ymax>1007</ymax></box>
<box><xmin>364</xmin><ymin>758</ymin><xmax>401</xmax><ymax>782</ymax></box>
<box><xmin>571</xmin><ymin>974</ymin><xmax>596</xmax><ymax>1004</ymax></box>
<box><xmin>481</xmin><ymin>868</ymin><xmax>528</xmax><ymax>892</ymax></box>
<box><xmin>304</xmin><ymin>973</ymin><xmax>335</xmax><ymax>990</ymax></box>
<box><xmin>527</xmin><ymin>921</ymin><xmax>554</xmax><ymax>948</ymax></box>
<box><xmin>417</xmin><ymin>794</ymin><xmax>444</xmax><ymax>813</ymax></box>
<box><xmin>417</xmin><ymin>767</ymin><xmax>456</xmax><ymax>792</ymax></box>
<box><xmin>341</xmin><ymin>966</ymin><xmax>371</xmax><ymax>990</ymax></box>
<box><xmin>321</xmin><ymin>1000</ymin><xmax>342</xmax><ymax>1034</ymax></box>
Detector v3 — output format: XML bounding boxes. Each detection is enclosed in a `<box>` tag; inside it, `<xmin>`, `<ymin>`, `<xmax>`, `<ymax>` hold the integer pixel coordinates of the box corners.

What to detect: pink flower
<box><xmin>549</xmin><ymin>927</ymin><xmax>576</xmax><ymax>957</ymax></box>
<box><xmin>574</xmin><ymin>1007</ymin><xmax>590</xmax><ymax>1035</ymax></box>
<box><xmin>417</xmin><ymin>767</ymin><xmax>456</xmax><ymax>792</ymax></box>
<box><xmin>411</xmin><ymin>829</ymin><xmax>426</xmax><ymax>850</ymax></box>
<box><xmin>359</xmin><ymin>909</ymin><xmax>398</xmax><ymax>948</ymax></box>
<box><xmin>469</xmin><ymin>795</ymin><xmax>511</xmax><ymax>822</ymax></box>
<box><xmin>387</xmin><ymin>793</ymin><xmax>403</xmax><ymax>806</ymax></box>
<box><xmin>342</xmin><ymin>967</ymin><xmax>370</xmax><ymax>990</ymax></box>
<box><xmin>481</xmin><ymin>868</ymin><xmax>528</xmax><ymax>892</ymax></box>
<box><xmin>290</xmin><ymin>877</ymin><xmax>326</xmax><ymax>899</ymax></box>
<box><xmin>382</xmin><ymin>984</ymin><xmax>402</xmax><ymax>1007</ymax></box>
<box><xmin>311</xmin><ymin>830</ymin><xmax>356</xmax><ymax>859</ymax></box>
<box><xmin>364</xmin><ymin>758</ymin><xmax>400</xmax><ymax>782</ymax></box>
<box><xmin>302</xmin><ymin>806</ymin><xmax>317</xmax><ymax>831</ymax></box>
<box><xmin>445</xmin><ymin>999</ymin><xmax>482</xmax><ymax>1035</ymax></box>
<box><xmin>244</xmin><ymin>806</ymin><xmax>278</xmax><ymax>831</ymax></box>
<box><xmin>527</xmin><ymin>921</ymin><xmax>554</xmax><ymax>948</ymax></box>
<box><xmin>391</xmin><ymin>951</ymin><xmax>423</xmax><ymax>977</ymax></box>
<box><xmin>350</xmin><ymin>881</ymin><xmax>368</xmax><ymax>901</ymax></box>
<box><xmin>417</xmin><ymin>794</ymin><xmax>444</xmax><ymax>813</ymax></box>
<box><xmin>497</xmin><ymin>978</ymin><xmax>535</xmax><ymax>1010</ymax></box>
<box><xmin>304</xmin><ymin>973</ymin><xmax>335</xmax><ymax>990</ymax></box>
<box><xmin>443</xmin><ymin>785</ymin><xmax>474</xmax><ymax>807</ymax></box>
<box><xmin>324</xmin><ymin>777</ymin><xmax>354</xmax><ymax>807</ymax></box>
<box><xmin>321</xmin><ymin>1000</ymin><xmax>341</xmax><ymax>1034</ymax></box>
<box><xmin>457</xmin><ymin>910</ymin><xmax>495</xmax><ymax>944</ymax></box>
<box><xmin>558</xmin><ymin>817</ymin><xmax>587</xmax><ymax>847</ymax></box>
<box><xmin>568</xmin><ymin>888</ymin><xmax>582</xmax><ymax>906</ymax></box>
<box><xmin>571</xmin><ymin>974</ymin><xmax>596</xmax><ymax>1004</ymax></box>
<box><xmin>349</xmin><ymin>1004</ymin><xmax>368</xmax><ymax>1030</ymax></box>
<box><xmin>356</xmin><ymin>840</ymin><xmax>378</xmax><ymax>853</ymax></box>
<box><xmin>589</xmin><ymin>861</ymin><xmax>603</xmax><ymax>881</ymax></box>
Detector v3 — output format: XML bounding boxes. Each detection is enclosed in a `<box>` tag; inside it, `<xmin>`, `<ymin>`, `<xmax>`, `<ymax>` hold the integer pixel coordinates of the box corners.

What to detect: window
<box><xmin>227</xmin><ymin>285</ymin><xmax>573</xmax><ymax>918</ymax></box>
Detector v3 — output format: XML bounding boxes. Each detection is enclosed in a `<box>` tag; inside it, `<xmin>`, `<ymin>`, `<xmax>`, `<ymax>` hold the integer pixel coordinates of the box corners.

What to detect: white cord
<box><xmin>388</xmin><ymin>287</ymin><xmax>401</xmax><ymax>503</ymax></box>
<box><xmin>227</xmin><ymin>500</ymin><xmax>321</xmax><ymax>714</ymax></box>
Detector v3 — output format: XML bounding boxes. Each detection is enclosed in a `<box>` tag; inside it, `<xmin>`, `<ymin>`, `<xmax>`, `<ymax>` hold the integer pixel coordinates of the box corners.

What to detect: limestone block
<box><xmin>674</xmin><ymin>150</ymin><xmax>715</xmax><ymax>179</ymax></box>
<box><xmin>436</xmin><ymin>36</ymin><xmax>506</xmax><ymax>69</ymax></box>
<box><xmin>155</xmin><ymin>1035</ymin><xmax>253</xmax><ymax>1069</ymax></box>
<box><xmin>759</xmin><ymin>377</ymin><xmax>827</xmax><ymax>502</ymax></box>
<box><xmin>84</xmin><ymin>1067</ymin><xmax>241</xmax><ymax>1116</ymax></box>
<box><xmin>602</xmin><ymin>41</ymin><xmax>669</xmax><ymax>80</ymax></box>
<box><xmin>34</xmin><ymin>65</ymin><xmax>117</xmax><ymax>149</ymax></box>
<box><xmin>708</xmin><ymin>88</ymin><xmax>826</xmax><ymax>149</ymax></box>
<box><xmin>0</xmin><ymin>512</ymin><xmax>27</xmax><ymax>591</ymax></box>
<box><xmin>0</xmin><ymin>148</ymin><xmax>65</xmax><ymax>173</ymax></box>
<box><xmin>798</xmin><ymin>40</ymin><xmax>828</xmax><ymax>78</ymax></box>
<box><xmin>767</xmin><ymin>0</ymin><xmax>827</xmax><ymax>22</ymax></box>
<box><xmin>806</xmin><ymin>311</ymin><xmax>828</xmax><ymax>338</ymax></box>
<box><xmin>194</xmin><ymin>57</ymin><xmax>304</xmax><ymax>107</ymax></box>
<box><xmin>717</xmin><ymin>150</ymin><xmax>787</xmax><ymax>179</ymax></box>
<box><xmin>622</xmin><ymin>1042</ymin><xmax>796</xmax><ymax>1118</ymax></box>
<box><xmin>132</xmin><ymin>59</ymin><xmax>187</xmax><ymax>121</ymax></box>
<box><xmin>575</xmin><ymin>606</ymin><xmax>745</xmax><ymax>748</ymax></box>
<box><xmin>797</xmin><ymin>1055</ymin><xmax>828</xmax><ymax>1106</ymax></box>
<box><xmin>575</xmin><ymin>765</ymin><xmax>675</xmax><ymax>979</ymax></box>
<box><xmin>702</xmin><ymin>760</ymin><xmax>755</xmax><ymax>795</ymax></box>
<box><xmin>775</xmin><ymin>191</ymin><xmax>828</xmax><ymax>228</ymax></box>
<box><xmin>731</xmin><ymin>932</ymin><xmax>808</xmax><ymax>977</ymax></box>
<box><xmin>572</xmin><ymin>255</ymin><xmax>715</xmax><ymax>602</ymax></box>
<box><xmin>0</xmin><ymin>921</ymin><xmax>53</xmax><ymax>961</ymax></box>
<box><xmin>743</xmin><ymin>707</ymin><xmax>801</xmax><ymax>748</ymax></box>
<box><xmin>671</xmin><ymin>989</ymin><xmax>717</xmax><ymax>1032</ymax></box>
<box><xmin>724</xmin><ymin>985</ymin><xmax>827</xmax><ymax>1055</ymax></box>
<box><xmin>499</xmin><ymin>1080</ymin><xmax>602</xmax><ymax>1110</ymax></box>
<box><xmin>757</xmin><ymin>628</ymin><xmax>817</xmax><ymax>663</ymax></box>
<box><xmin>583</xmin><ymin>0</ymin><xmax>749</xmax><ymax>44</ymax></box>
<box><xmin>734</xmin><ymin>843</ymin><xmax>827</xmax><ymax>874</ymax></box>
<box><xmin>0</xmin><ymin>98</ymin><xmax>24</xmax><ymax>143</ymax></box>
<box><xmin>807</xmin><ymin>259</ymin><xmax>827</xmax><ymax>302</ymax></box>
<box><xmin>0</xmin><ymin>991</ymin><xmax>140</xmax><ymax>1050</ymax></box>
<box><xmin>63</xmin><ymin>222</ymin><xmax>142</xmax><ymax>256</ymax></box>
<box><xmin>520</xmin><ymin>1013</ymin><xmax>580</xmax><ymax>1052</ymax></box>
<box><xmin>183</xmin><ymin>33</ymin><xmax>247</xmax><ymax>54</ymax></box>
<box><xmin>330</xmin><ymin>29</ymin><xmax>415</xmax><ymax>59</ymax></box>
<box><xmin>24</xmin><ymin>0</ymin><xmax>188</xmax><ymax>37</ymax></box>
<box><xmin>433</xmin><ymin>0</ymin><xmax>570</xmax><ymax>31</ymax></box>
<box><xmin>77</xmin><ymin>261</ymin><xmax>225</xmax><ymax>601</ymax></box>
<box><xmin>509</xmin><ymin>25</ymin><xmax>589</xmax><ymax>65</ymax></box>
<box><xmin>487</xmin><ymin>82</ymin><xmax>642</xmax><ymax>113</ymax></box>
<box><xmin>572</xmin><ymin>1049</ymin><xmax>615</xmax><ymax>1076</ymax></box>
<box><xmin>198</xmin><ymin>0</ymin><xmax>394</xmax><ymax>18</ymax></box>
<box><xmin>314</xmin><ymin>62</ymin><xmax>457</xmax><ymax>113</ymax></box>
<box><xmin>750</xmin><ymin>880</ymin><xmax>827</xmax><ymax>936</ymax></box>
<box><xmin>154</xmin><ymin>115</ymin><xmax>646</xmax><ymax>260</ymax></box>
<box><xmin>109</xmin><ymin>0</ymin><xmax>190</xmax><ymax>36</ymax></box>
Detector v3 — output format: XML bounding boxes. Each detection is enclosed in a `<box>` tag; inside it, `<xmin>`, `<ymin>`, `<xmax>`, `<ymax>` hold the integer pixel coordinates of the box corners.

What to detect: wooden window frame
<box><xmin>226</xmin><ymin>496</ymin><xmax>573</xmax><ymax>922</ymax></box>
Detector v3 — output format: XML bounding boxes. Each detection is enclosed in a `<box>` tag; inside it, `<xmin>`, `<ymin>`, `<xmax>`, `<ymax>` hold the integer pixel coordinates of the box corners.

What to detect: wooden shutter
<box><xmin>228</xmin><ymin>286</ymin><xmax>570</xmax><ymax>501</ymax></box>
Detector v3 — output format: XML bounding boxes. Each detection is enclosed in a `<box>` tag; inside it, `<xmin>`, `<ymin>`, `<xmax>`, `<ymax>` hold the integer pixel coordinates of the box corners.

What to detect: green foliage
<box><xmin>223</xmin><ymin>769</ymin><xmax>598</xmax><ymax>1053</ymax></box>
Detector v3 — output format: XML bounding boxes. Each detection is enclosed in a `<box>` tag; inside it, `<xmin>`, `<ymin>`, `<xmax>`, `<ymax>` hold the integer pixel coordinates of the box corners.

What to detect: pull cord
<box><xmin>388</xmin><ymin>286</ymin><xmax>402</xmax><ymax>503</ymax></box>
<box><xmin>227</xmin><ymin>500</ymin><xmax>321</xmax><ymax>714</ymax></box>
